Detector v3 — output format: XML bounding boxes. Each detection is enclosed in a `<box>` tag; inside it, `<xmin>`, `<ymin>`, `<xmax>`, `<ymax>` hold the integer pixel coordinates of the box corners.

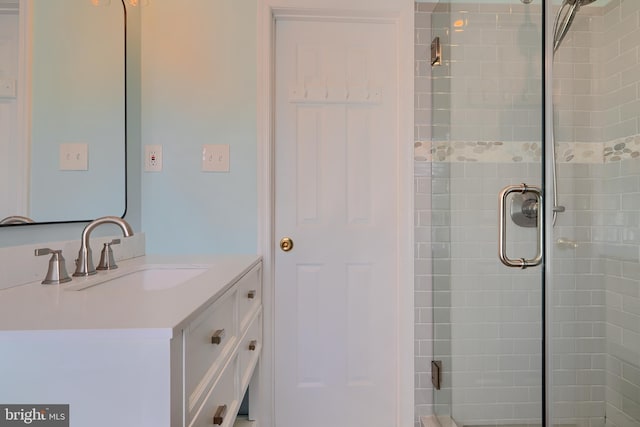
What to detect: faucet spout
<box><xmin>0</xmin><ymin>215</ymin><xmax>35</xmax><ymax>225</ymax></box>
<box><xmin>73</xmin><ymin>216</ymin><xmax>134</xmax><ymax>277</ymax></box>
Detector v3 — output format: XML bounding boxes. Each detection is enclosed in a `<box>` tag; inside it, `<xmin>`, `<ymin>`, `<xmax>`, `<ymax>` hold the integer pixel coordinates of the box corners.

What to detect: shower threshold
<box><xmin>422</xmin><ymin>415</ymin><xmax>459</xmax><ymax>427</ymax></box>
<box><xmin>421</xmin><ymin>417</ymin><xmax>576</xmax><ymax>427</ymax></box>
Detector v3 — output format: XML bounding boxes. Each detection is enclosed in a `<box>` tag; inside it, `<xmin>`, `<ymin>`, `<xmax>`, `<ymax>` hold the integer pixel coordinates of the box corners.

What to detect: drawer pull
<box><xmin>213</xmin><ymin>404</ymin><xmax>227</xmax><ymax>425</ymax></box>
<box><xmin>211</xmin><ymin>329</ymin><xmax>225</xmax><ymax>345</ymax></box>
<box><xmin>247</xmin><ymin>290</ymin><xmax>256</xmax><ymax>299</ymax></box>
<box><xmin>249</xmin><ymin>340</ymin><xmax>257</xmax><ymax>351</ymax></box>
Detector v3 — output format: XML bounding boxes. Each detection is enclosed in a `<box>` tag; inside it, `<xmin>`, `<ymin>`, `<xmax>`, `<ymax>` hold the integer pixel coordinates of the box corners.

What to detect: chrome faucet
<box><xmin>73</xmin><ymin>216</ymin><xmax>134</xmax><ymax>277</ymax></box>
<box><xmin>0</xmin><ymin>215</ymin><xmax>35</xmax><ymax>225</ymax></box>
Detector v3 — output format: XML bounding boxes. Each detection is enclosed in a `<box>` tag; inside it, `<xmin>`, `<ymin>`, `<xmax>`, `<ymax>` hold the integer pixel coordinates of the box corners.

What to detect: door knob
<box><xmin>280</xmin><ymin>237</ymin><xmax>294</xmax><ymax>252</ymax></box>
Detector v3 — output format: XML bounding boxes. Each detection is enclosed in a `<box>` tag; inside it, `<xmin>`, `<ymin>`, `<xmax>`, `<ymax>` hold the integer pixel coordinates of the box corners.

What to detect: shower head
<box><xmin>567</xmin><ymin>0</ymin><xmax>597</xmax><ymax>5</ymax></box>
<box><xmin>553</xmin><ymin>0</ymin><xmax>597</xmax><ymax>54</ymax></box>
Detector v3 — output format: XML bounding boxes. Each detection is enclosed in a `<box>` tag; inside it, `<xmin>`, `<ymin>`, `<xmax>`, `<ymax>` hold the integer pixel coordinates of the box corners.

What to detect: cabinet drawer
<box><xmin>190</xmin><ymin>355</ymin><xmax>239</xmax><ymax>427</ymax></box>
<box><xmin>185</xmin><ymin>289</ymin><xmax>237</xmax><ymax>414</ymax></box>
<box><xmin>238</xmin><ymin>264</ymin><xmax>262</xmax><ymax>332</ymax></box>
<box><xmin>239</xmin><ymin>309</ymin><xmax>262</xmax><ymax>394</ymax></box>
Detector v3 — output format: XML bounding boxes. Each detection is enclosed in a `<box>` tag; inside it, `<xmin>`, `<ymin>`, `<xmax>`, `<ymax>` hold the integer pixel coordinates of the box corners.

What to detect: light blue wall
<box><xmin>1</xmin><ymin>1</ymin><xmax>256</xmax><ymax>254</ymax></box>
<box><xmin>140</xmin><ymin>0</ymin><xmax>258</xmax><ymax>255</ymax></box>
<box><xmin>30</xmin><ymin>0</ymin><xmax>126</xmax><ymax>221</ymax></box>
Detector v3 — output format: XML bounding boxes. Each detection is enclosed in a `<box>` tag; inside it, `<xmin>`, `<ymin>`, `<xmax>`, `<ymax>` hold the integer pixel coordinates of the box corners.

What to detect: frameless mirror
<box><xmin>0</xmin><ymin>0</ymin><xmax>126</xmax><ymax>226</ymax></box>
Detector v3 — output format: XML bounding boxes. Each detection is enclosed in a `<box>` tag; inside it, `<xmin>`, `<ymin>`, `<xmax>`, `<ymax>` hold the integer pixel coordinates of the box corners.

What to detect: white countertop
<box><xmin>0</xmin><ymin>254</ymin><xmax>261</xmax><ymax>338</ymax></box>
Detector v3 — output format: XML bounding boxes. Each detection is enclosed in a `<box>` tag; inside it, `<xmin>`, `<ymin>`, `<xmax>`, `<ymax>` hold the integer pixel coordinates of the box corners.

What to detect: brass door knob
<box><xmin>280</xmin><ymin>237</ymin><xmax>294</xmax><ymax>252</ymax></box>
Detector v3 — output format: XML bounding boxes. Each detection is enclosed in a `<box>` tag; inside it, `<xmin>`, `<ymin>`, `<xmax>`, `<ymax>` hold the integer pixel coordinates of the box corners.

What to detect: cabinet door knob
<box><xmin>211</xmin><ymin>329</ymin><xmax>225</xmax><ymax>345</ymax></box>
<box><xmin>213</xmin><ymin>404</ymin><xmax>227</xmax><ymax>425</ymax></box>
<box><xmin>247</xmin><ymin>290</ymin><xmax>256</xmax><ymax>299</ymax></box>
<box><xmin>249</xmin><ymin>340</ymin><xmax>257</xmax><ymax>351</ymax></box>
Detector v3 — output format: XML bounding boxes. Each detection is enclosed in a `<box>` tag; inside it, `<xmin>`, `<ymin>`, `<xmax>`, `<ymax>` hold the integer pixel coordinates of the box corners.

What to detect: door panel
<box><xmin>426</xmin><ymin>2</ymin><xmax>544</xmax><ymax>426</ymax></box>
<box><xmin>274</xmin><ymin>18</ymin><xmax>399</xmax><ymax>427</ymax></box>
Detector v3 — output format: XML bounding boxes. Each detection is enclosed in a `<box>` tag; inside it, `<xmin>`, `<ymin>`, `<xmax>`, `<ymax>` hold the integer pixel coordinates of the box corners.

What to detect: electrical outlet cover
<box><xmin>144</xmin><ymin>145</ymin><xmax>163</xmax><ymax>172</ymax></box>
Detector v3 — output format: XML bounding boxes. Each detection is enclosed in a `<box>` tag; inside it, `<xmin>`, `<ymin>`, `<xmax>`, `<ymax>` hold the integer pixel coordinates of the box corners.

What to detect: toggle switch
<box><xmin>59</xmin><ymin>143</ymin><xmax>89</xmax><ymax>171</ymax></box>
<box><xmin>202</xmin><ymin>144</ymin><xmax>230</xmax><ymax>172</ymax></box>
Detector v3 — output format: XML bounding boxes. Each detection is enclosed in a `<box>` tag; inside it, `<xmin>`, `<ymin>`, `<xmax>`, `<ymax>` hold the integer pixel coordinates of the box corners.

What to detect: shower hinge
<box><xmin>431</xmin><ymin>360</ymin><xmax>442</xmax><ymax>390</ymax></box>
<box><xmin>431</xmin><ymin>37</ymin><xmax>441</xmax><ymax>67</ymax></box>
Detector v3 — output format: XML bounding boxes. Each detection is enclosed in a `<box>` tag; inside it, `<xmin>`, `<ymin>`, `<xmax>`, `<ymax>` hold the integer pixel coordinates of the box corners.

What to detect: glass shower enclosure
<box><xmin>419</xmin><ymin>1</ymin><xmax>640</xmax><ymax>427</ymax></box>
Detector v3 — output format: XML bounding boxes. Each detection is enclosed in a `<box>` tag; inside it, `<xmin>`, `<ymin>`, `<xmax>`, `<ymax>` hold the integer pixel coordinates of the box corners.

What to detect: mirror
<box><xmin>0</xmin><ymin>0</ymin><xmax>126</xmax><ymax>226</ymax></box>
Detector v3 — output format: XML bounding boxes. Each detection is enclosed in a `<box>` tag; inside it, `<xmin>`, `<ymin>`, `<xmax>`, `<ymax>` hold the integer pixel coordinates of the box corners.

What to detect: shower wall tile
<box><xmin>414</xmin><ymin>4</ymin><xmax>438</xmax><ymax>423</ymax></box>
<box><xmin>418</xmin><ymin>1</ymin><xmax>639</xmax><ymax>426</ymax></box>
<box><xmin>599</xmin><ymin>0</ymin><xmax>640</xmax><ymax>147</ymax></box>
<box><xmin>605</xmin><ymin>255</ymin><xmax>640</xmax><ymax>427</ymax></box>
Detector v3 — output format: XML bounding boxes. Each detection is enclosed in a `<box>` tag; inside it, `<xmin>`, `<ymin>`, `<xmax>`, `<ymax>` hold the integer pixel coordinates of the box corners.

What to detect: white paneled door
<box><xmin>274</xmin><ymin>18</ymin><xmax>401</xmax><ymax>427</ymax></box>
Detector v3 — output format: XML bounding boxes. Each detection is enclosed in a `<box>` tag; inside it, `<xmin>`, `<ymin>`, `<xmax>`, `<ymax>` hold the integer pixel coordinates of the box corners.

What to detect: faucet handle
<box><xmin>96</xmin><ymin>240</ymin><xmax>120</xmax><ymax>271</ymax></box>
<box><xmin>34</xmin><ymin>248</ymin><xmax>72</xmax><ymax>285</ymax></box>
<box><xmin>35</xmin><ymin>248</ymin><xmax>54</xmax><ymax>257</ymax></box>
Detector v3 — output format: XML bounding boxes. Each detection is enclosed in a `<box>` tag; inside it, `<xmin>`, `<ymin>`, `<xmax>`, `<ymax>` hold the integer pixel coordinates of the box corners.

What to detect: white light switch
<box><xmin>202</xmin><ymin>144</ymin><xmax>230</xmax><ymax>172</ymax></box>
<box><xmin>59</xmin><ymin>143</ymin><xmax>89</xmax><ymax>171</ymax></box>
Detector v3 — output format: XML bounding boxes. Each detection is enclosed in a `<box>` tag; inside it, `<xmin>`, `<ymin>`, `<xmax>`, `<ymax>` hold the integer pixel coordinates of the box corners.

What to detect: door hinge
<box><xmin>431</xmin><ymin>360</ymin><xmax>442</xmax><ymax>390</ymax></box>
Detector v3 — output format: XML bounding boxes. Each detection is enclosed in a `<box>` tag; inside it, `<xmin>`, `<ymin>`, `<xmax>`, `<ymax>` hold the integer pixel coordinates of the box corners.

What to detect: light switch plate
<box><xmin>59</xmin><ymin>143</ymin><xmax>89</xmax><ymax>171</ymax></box>
<box><xmin>0</xmin><ymin>78</ymin><xmax>16</xmax><ymax>98</ymax></box>
<box><xmin>202</xmin><ymin>144</ymin><xmax>230</xmax><ymax>172</ymax></box>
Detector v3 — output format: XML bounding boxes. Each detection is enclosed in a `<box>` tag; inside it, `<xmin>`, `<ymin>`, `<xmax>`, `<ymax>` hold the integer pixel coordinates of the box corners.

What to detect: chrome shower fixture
<box><xmin>553</xmin><ymin>0</ymin><xmax>597</xmax><ymax>54</ymax></box>
<box><xmin>549</xmin><ymin>0</ymin><xmax>596</xmax><ymax>224</ymax></box>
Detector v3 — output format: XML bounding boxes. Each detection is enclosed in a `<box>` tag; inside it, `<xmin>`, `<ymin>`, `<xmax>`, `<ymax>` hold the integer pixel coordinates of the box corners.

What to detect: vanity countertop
<box><xmin>0</xmin><ymin>254</ymin><xmax>261</xmax><ymax>337</ymax></box>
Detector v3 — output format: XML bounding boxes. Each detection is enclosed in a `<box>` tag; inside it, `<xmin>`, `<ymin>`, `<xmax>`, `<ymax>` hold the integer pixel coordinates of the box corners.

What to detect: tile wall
<box><xmin>415</xmin><ymin>1</ymin><xmax>640</xmax><ymax>426</ymax></box>
<box><xmin>415</xmin><ymin>3</ymin><xmax>436</xmax><ymax>423</ymax></box>
<box><xmin>599</xmin><ymin>157</ymin><xmax>640</xmax><ymax>427</ymax></box>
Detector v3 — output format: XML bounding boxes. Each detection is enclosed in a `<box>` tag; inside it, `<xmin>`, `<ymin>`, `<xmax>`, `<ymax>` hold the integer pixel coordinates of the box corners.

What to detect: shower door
<box><xmin>422</xmin><ymin>1</ymin><xmax>545</xmax><ymax>426</ymax></box>
<box><xmin>422</xmin><ymin>1</ymin><xmax>640</xmax><ymax>427</ymax></box>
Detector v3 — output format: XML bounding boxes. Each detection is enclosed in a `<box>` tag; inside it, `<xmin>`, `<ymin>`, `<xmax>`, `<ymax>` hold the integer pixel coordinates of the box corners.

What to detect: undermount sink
<box><xmin>66</xmin><ymin>264</ymin><xmax>209</xmax><ymax>291</ymax></box>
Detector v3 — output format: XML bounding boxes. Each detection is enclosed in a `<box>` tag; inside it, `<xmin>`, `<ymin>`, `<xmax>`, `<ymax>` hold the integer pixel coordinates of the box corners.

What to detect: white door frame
<box><xmin>17</xmin><ymin>0</ymin><xmax>31</xmax><ymax>216</ymax></box>
<box><xmin>257</xmin><ymin>2</ymin><xmax>414</xmax><ymax>426</ymax></box>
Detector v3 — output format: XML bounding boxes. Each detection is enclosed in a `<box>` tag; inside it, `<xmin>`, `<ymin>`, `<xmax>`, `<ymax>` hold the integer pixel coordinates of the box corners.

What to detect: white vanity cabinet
<box><xmin>184</xmin><ymin>262</ymin><xmax>263</xmax><ymax>427</ymax></box>
<box><xmin>0</xmin><ymin>255</ymin><xmax>262</xmax><ymax>427</ymax></box>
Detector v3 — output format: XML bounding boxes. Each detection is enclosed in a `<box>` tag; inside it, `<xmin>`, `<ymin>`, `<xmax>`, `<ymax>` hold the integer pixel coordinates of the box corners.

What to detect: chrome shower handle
<box><xmin>499</xmin><ymin>183</ymin><xmax>543</xmax><ymax>269</ymax></box>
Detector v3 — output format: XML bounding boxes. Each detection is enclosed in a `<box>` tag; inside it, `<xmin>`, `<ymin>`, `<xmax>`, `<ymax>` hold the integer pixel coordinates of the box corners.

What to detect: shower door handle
<box><xmin>499</xmin><ymin>183</ymin><xmax>543</xmax><ymax>269</ymax></box>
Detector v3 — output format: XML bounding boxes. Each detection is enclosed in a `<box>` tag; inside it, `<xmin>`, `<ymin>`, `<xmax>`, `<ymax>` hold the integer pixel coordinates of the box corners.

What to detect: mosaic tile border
<box><xmin>603</xmin><ymin>135</ymin><xmax>640</xmax><ymax>162</ymax></box>
<box><xmin>415</xmin><ymin>135</ymin><xmax>640</xmax><ymax>164</ymax></box>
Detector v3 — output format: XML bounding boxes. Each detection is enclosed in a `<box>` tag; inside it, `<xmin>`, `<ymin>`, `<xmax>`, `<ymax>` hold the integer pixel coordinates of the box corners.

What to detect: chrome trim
<box><xmin>499</xmin><ymin>183</ymin><xmax>543</xmax><ymax>269</ymax></box>
<box><xmin>73</xmin><ymin>216</ymin><xmax>134</xmax><ymax>277</ymax></box>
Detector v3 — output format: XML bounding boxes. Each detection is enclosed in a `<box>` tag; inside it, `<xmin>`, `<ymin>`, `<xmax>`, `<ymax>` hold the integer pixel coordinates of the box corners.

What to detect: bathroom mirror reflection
<box><xmin>0</xmin><ymin>0</ymin><xmax>126</xmax><ymax>226</ymax></box>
